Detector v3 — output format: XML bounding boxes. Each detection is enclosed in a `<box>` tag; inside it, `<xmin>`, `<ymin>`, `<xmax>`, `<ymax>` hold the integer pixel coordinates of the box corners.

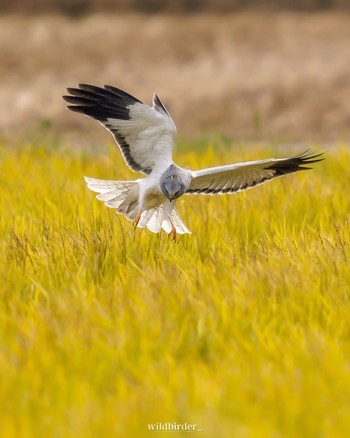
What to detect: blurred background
<box><xmin>1</xmin><ymin>0</ymin><xmax>350</xmax><ymax>142</ymax></box>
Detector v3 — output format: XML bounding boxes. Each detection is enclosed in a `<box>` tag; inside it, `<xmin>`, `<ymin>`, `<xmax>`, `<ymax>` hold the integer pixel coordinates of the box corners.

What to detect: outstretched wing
<box><xmin>63</xmin><ymin>84</ymin><xmax>176</xmax><ymax>175</ymax></box>
<box><xmin>187</xmin><ymin>151</ymin><xmax>323</xmax><ymax>195</ymax></box>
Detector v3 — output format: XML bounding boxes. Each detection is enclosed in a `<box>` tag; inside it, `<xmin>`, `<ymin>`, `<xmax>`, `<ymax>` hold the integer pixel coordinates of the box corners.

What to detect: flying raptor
<box><xmin>63</xmin><ymin>84</ymin><xmax>323</xmax><ymax>238</ymax></box>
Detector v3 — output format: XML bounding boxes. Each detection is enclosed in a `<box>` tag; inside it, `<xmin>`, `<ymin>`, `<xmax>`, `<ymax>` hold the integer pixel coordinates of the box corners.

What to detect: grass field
<box><xmin>0</xmin><ymin>134</ymin><xmax>349</xmax><ymax>437</ymax></box>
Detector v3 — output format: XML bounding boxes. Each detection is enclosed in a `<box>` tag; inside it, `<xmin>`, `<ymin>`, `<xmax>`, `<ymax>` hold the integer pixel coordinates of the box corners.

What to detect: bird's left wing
<box><xmin>187</xmin><ymin>151</ymin><xmax>323</xmax><ymax>195</ymax></box>
<box><xmin>63</xmin><ymin>84</ymin><xmax>176</xmax><ymax>175</ymax></box>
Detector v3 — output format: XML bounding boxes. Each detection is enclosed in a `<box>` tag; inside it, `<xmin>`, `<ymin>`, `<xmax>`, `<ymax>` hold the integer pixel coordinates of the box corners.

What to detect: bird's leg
<box><xmin>133</xmin><ymin>208</ymin><xmax>142</xmax><ymax>228</ymax></box>
<box><xmin>169</xmin><ymin>219</ymin><xmax>177</xmax><ymax>241</ymax></box>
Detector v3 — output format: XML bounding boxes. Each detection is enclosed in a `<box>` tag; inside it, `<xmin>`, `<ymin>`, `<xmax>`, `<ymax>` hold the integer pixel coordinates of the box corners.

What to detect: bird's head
<box><xmin>160</xmin><ymin>169</ymin><xmax>186</xmax><ymax>202</ymax></box>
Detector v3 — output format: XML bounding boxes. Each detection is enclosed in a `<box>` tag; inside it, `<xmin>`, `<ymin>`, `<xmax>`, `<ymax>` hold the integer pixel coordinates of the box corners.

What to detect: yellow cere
<box><xmin>0</xmin><ymin>136</ymin><xmax>349</xmax><ymax>438</ymax></box>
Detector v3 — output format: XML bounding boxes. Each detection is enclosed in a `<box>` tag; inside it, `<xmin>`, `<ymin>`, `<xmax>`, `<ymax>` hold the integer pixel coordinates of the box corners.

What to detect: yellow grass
<box><xmin>0</xmin><ymin>134</ymin><xmax>349</xmax><ymax>437</ymax></box>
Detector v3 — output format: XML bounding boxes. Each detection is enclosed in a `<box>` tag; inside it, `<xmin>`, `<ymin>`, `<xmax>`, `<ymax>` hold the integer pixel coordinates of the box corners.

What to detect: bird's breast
<box><xmin>139</xmin><ymin>171</ymin><xmax>167</xmax><ymax>209</ymax></box>
<box><xmin>144</xmin><ymin>193</ymin><xmax>166</xmax><ymax>209</ymax></box>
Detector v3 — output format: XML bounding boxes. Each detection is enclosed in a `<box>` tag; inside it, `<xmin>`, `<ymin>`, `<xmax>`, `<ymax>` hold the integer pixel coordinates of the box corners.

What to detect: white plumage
<box><xmin>63</xmin><ymin>84</ymin><xmax>323</xmax><ymax>237</ymax></box>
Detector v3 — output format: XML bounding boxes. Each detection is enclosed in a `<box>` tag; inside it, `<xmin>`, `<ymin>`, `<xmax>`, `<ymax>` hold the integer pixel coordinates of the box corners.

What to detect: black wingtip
<box><xmin>266</xmin><ymin>150</ymin><xmax>324</xmax><ymax>176</ymax></box>
<box><xmin>153</xmin><ymin>93</ymin><xmax>170</xmax><ymax>117</ymax></box>
<box><xmin>65</xmin><ymin>105</ymin><xmax>87</xmax><ymax>114</ymax></box>
<box><xmin>295</xmin><ymin>149</ymin><xmax>325</xmax><ymax>161</ymax></box>
<box><xmin>62</xmin><ymin>95</ymin><xmax>78</xmax><ymax>104</ymax></box>
<box><xmin>62</xmin><ymin>83</ymin><xmax>141</xmax><ymax>121</ymax></box>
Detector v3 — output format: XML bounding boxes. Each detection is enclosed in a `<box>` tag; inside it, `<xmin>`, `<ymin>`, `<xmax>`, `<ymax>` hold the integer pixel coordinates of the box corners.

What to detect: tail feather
<box><xmin>96</xmin><ymin>191</ymin><xmax>127</xmax><ymax>202</ymax></box>
<box><xmin>139</xmin><ymin>206</ymin><xmax>191</xmax><ymax>235</ymax></box>
<box><xmin>85</xmin><ymin>177</ymin><xmax>191</xmax><ymax>235</ymax></box>
<box><xmin>85</xmin><ymin>177</ymin><xmax>132</xmax><ymax>193</ymax></box>
<box><xmin>85</xmin><ymin>176</ymin><xmax>139</xmax><ymax>214</ymax></box>
<box><xmin>145</xmin><ymin>206</ymin><xmax>164</xmax><ymax>233</ymax></box>
<box><xmin>138</xmin><ymin>208</ymin><xmax>156</xmax><ymax>229</ymax></box>
<box><xmin>169</xmin><ymin>209</ymin><xmax>191</xmax><ymax>234</ymax></box>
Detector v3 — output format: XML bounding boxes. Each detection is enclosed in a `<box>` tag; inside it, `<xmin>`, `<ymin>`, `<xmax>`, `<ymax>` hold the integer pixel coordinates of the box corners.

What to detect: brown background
<box><xmin>1</xmin><ymin>8</ymin><xmax>350</xmax><ymax>142</ymax></box>
<box><xmin>1</xmin><ymin>0</ymin><xmax>350</xmax><ymax>14</ymax></box>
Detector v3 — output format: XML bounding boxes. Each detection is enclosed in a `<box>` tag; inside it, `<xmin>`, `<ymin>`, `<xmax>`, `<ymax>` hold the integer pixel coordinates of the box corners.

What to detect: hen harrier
<box><xmin>63</xmin><ymin>84</ymin><xmax>323</xmax><ymax>238</ymax></box>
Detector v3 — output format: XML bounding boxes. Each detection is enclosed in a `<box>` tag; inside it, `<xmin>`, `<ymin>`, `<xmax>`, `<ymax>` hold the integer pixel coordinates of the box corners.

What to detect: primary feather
<box><xmin>63</xmin><ymin>84</ymin><xmax>324</xmax><ymax>237</ymax></box>
<box><xmin>63</xmin><ymin>84</ymin><xmax>176</xmax><ymax>175</ymax></box>
<box><xmin>187</xmin><ymin>151</ymin><xmax>323</xmax><ymax>195</ymax></box>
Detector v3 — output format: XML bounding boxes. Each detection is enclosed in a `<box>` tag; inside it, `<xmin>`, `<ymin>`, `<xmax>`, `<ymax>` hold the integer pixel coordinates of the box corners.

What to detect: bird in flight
<box><xmin>63</xmin><ymin>84</ymin><xmax>323</xmax><ymax>238</ymax></box>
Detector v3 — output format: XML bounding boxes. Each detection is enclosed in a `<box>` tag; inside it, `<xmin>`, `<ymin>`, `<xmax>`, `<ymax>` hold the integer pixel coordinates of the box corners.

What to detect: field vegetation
<box><xmin>0</xmin><ymin>134</ymin><xmax>349</xmax><ymax>437</ymax></box>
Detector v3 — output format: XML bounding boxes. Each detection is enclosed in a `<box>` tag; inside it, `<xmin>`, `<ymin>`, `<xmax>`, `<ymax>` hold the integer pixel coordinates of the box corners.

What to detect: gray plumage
<box><xmin>63</xmin><ymin>84</ymin><xmax>324</xmax><ymax>236</ymax></box>
<box><xmin>160</xmin><ymin>164</ymin><xmax>191</xmax><ymax>201</ymax></box>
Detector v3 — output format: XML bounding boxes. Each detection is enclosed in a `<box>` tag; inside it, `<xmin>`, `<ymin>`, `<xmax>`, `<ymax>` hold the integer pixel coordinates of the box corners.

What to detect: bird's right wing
<box><xmin>63</xmin><ymin>84</ymin><xmax>176</xmax><ymax>175</ymax></box>
<box><xmin>187</xmin><ymin>151</ymin><xmax>323</xmax><ymax>195</ymax></box>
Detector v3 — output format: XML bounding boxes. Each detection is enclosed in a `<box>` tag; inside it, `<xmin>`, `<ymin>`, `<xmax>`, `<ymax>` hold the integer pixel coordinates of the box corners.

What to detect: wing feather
<box><xmin>63</xmin><ymin>84</ymin><xmax>176</xmax><ymax>175</ymax></box>
<box><xmin>187</xmin><ymin>151</ymin><xmax>324</xmax><ymax>195</ymax></box>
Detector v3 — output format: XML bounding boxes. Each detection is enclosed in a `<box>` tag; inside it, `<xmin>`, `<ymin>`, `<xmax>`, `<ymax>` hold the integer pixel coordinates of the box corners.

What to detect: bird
<box><xmin>63</xmin><ymin>84</ymin><xmax>323</xmax><ymax>238</ymax></box>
